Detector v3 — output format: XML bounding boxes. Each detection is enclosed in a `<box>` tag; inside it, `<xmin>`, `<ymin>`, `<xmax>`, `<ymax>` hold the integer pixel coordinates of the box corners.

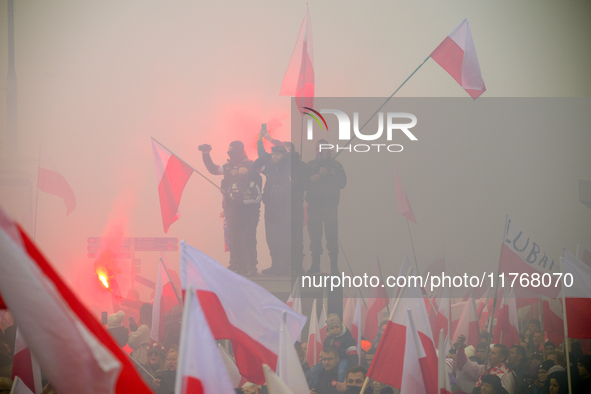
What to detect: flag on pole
<box><xmin>364</xmin><ymin>262</ymin><xmax>390</xmax><ymax>343</ymax></box>
<box><xmin>343</xmin><ymin>293</ymin><xmax>356</xmax><ymax>331</ymax></box>
<box><xmin>276</xmin><ymin>318</ymin><xmax>309</xmax><ymax>394</ymax></box>
<box><xmin>306</xmin><ymin>299</ymin><xmax>323</xmax><ymax>367</ymax></box>
<box><xmin>351</xmin><ymin>297</ymin><xmax>363</xmax><ymax>361</ymax></box>
<box><xmin>562</xmin><ymin>249</ymin><xmax>591</xmax><ymax>339</ymax></box>
<box><xmin>493</xmin><ymin>287</ymin><xmax>520</xmax><ymax>347</ymax></box>
<box><xmin>430</xmin><ymin>18</ymin><xmax>486</xmax><ymax>99</ymax></box>
<box><xmin>37</xmin><ymin>149</ymin><xmax>76</xmax><ymax>215</ymax></box>
<box><xmin>452</xmin><ymin>292</ymin><xmax>480</xmax><ymax>348</ymax></box>
<box><xmin>286</xmin><ymin>278</ymin><xmax>303</xmax><ymax>341</ymax></box>
<box><xmin>217</xmin><ymin>344</ymin><xmax>242</xmax><ymax>388</ymax></box>
<box><xmin>180</xmin><ymin>242</ymin><xmax>307</xmax><ymax>384</ymax></box>
<box><xmin>0</xmin><ymin>208</ymin><xmax>152</xmax><ymax>394</ymax></box>
<box><xmin>432</xmin><ymin>286</ymin><xmax>451</xmax><ymax>349</ymax></box>
<box><xmin>175</xmin><ymin>288</ymin><xmax>235</xmax><ymax>394</ymax></box>
<box><xmin>263</xmin><ymin>365</ymin><xmax>295</xmax><ymax>394</ymax></box>
<box><xmin>394</xmin><ymin>161</ymin><xmax>416</xmax><ymax>224</ymax></box>
<box><xmin>9</xmin><ymin>377</ymin><xmax>34</xmax><ymax>394</ymax></box>
<box><xmin>11</xmin><ymin>328</ymin><xmax>42</xmax><ymax>394</ymax></box>
<box><xmin>541</xmin><ymin>296</ymin><xmax>564</xmax><ymax>345</ymax></box>
<box><xmin>151</xmin><ymin>260</ymin><xmax>180</xmax><ymax>343</ymax></box>
<box><xmin>404</xmin><ymin>309</ymin><xmax>436</xmax><ymax>394</ymax></box>
<box><xmin>319</xmin><ymin>302</ymin><xmax>328</xmax><ymax>343</ymax></box>
<box><xmin>438</xmin><ymin>330</ymin><xmax>453</xmax><ymax>394</ymax></box>
<box><xmin>151</xmin><ymin>138</ymin><xmax>194</xmax><ymax>233</ymax></box>
<box><xmin>280</xmin><ymin>5</ymin><xmax>314</xmax><ymax>113</ymax></box>
<box><xmin>498</xmin><ymin>218</ymin><xmax>560</xmax><ymax>298</ymax></box>
<box><xmin>367</xmin><ymin>265</ymin><xmax>437</xmax><ymax>393</ymax></box>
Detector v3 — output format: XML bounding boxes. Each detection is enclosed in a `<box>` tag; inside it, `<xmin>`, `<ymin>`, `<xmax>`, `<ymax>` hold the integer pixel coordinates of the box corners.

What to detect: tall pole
<box><xmin>6</xmin><ymin>0</ymin><xmax>18</xmax><ymax>155</ymax></box>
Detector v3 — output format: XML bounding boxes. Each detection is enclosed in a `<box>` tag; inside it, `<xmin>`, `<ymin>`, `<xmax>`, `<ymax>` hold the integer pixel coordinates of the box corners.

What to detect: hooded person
<box><xmin>199</xmin><ymin>140</ymin><xmax>262</xmax><ymax>275</ymax></box>
<box><xmin>305</xmin><ymin>139</ymin><xmax>346</xmax><ymax>275</ymax></box>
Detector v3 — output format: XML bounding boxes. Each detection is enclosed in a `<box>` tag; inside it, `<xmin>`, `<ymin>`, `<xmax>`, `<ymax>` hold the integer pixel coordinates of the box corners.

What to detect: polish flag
<box><xmin>150</xmin><ymin>260</ymin><xmax>180</xmax><ymax>343</ymax></box>
<box><xmin>286</xmin><ymin>278</ymin><xmax>303</xmax><ymax>341</ymax></box>
<box><xmin>493</xmin><ymin>287</ymin><xmax>520</xmax><ymax>347</ymax></box>
<box><xmin>364</xmin><ymin>262</ymin><xmax>390</xmax><ymax>343</ymax></box>
<box><xmin>263</xmin><ymin>364</ymin><xmax>295</xmax><ymax>394</ymax></box>
<box><xmin>37</xmin><ymin>149</ymin><xmax>76</xmax><ymax>215</ymax></box>
<box><xmin>452</xmin><ymin>292</ymin><xmax>480</xmax><ymax>348</ymax></box>
<box><xmin>430</xmin><ymin>18</ymin><xmax>486</xmax><ymax>99</ymax></box>
<box><xmin>11</xmin><ymin>328</ymin><xmax>42</xmax><ymax>394</ymax></box>
<box><xmin>319</xmin><ymin>302</ymin><xmax>328</xmax><ymax>343</ymax></box>
<box><xmin>0</xmin><ymin>208</ymin><xmax>152</xmax><ymax>394</ymax></box>
<box><xmin>450</xmin><ymin>300</ymin><xmax>467</xmax><ymax>339</ymax></box>
<box><xmin>394</xmin><ymin>161</ymin><xmax>416</xmax><ymax>224</ymax></box>
<box><xmin>217</xmin><ymin>344</ymin><xmax>242</xmax><ymax>388</ymax></box>
<box><xmin>9</xmin><ymin>377</ymin><xmax>34</xmax><ymax>394</ymax></box>
<box><xmin>432</xmin><ymin>286</ymin><xmax>451</xmax><ymax>349</ymax></box>
<box><xmin>437</xmin><ymin>330</ymin><xmax>453</xmax><ymax>394</ymax></box>
<box><xmin>277</xmin><ymin>318</ymin><xmax>309</xmax><ymax>394</ymax></box>
<box><xmin>351</xmin><ymin>298</ymin><xmax>363</xmax><ymax>360</ymax></box>
<box><xmin>562</xmin><ymin>249</ymin><xmax>591</xmax><ymax>339</ymax></box>
<box><xmin>280</xmin><ymin>5</ymin><xmax>314</xmax><ymax>113</ymax></box>
<box><xmin>541</xmin><ymin>296</ymin><xmax>564</xmax><ymax>345</ymax></box>
<box><xmin>343</xmin><ymin>293</ymin><xmax>356</xmax><ymax>330</ymax></box>
<box><xmin>368</xmin><ymin>264</ymin><xmax>437</xmax><ymax>393</ymax></box>
<box><xmin>306</xmin><ymin>299</ymin><xmax>323</xmax><ymax>367</ymax></box>
<box><xmin>180</xmin><ymin>242</ymin><xmax>307</xmax><ymax>384</ymax></box>
<box><xmin>402</xmin><ymin>309</ymin><xmax>437</xmax><ymax>394</ymax></box>
<box><xmin>498</xmin><ymin>218</ymin><xmax>560</xmax><ymax>298</ymax></box>
<box><xmin>151</xmin><ymin>138</ymin><xmax>194</xmax><ymax>233</ymax></box>
<box><xmin>175</xmin><ymin>288</ymin><xmax>235</xmax><ymax>394</ymax></box>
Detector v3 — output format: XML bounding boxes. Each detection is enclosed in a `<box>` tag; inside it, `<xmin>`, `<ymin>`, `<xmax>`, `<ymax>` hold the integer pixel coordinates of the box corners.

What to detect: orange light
<box><xmin>99</xmin><ymin>274</ymin><xmax>109</xmax><ymax>289</ymax></box>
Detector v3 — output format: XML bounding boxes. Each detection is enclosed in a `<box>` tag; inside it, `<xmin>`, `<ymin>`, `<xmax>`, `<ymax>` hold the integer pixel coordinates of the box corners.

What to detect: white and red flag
<box><xmin>367</xmin><ymin>265</ymin><xmax>437</xmax><ymax>394</ymax></box>
<box><xmin>151</xmin><ymin>260</ymin><xmax>181</xmax><ymax>343</ymax></box>
<box><xmin>263</xmin><ymin>365</ymin><xmax>295</xmax><ymax>394</ymax></box>
<box><xmin>175</xmin><ymin>287</ymin><xmax>235</xmax><ymax>394</ymax></box>
<box><xmin>430</xmin><ymin>18</ymin><xmax>486</xmax><ymax>99</ymax></box>
<box><xmin>151</xmin><ymin>138</ymin><xmax>194</xmax><ymax>233</ymax></box>
<box><xmin>180</xmin><ymin>242</ymin><xmax>307</xmax><ymax>384</ymax></box>
<box><xmin>562</xmin><ymin>249</ymin><xmax>591</xmax><ymax>339</ymax></box>
<box><xmin>437</xmin><ymin>330</ymin><xmax>453</xmax><ymax>394</ymax></box>
<box><xmin>319</xmin><ymin>302</ymin><xmax>328</xmax><ymax>343</ymax></box>
<box><xmin>452</xmin><ymin>292</ymin><xmax>480</xmax><ymax>348</ymax></box>
<box><xmin>11</xmin><ymin>328</ymin><xmax>42</xmax><ymax>394</ymax></box>
<box><xmin>0</xmin><ymin>208</ymin><xmax>152</xmax><ymax>394</ymax></box>
<box><xmin>394</xmin><ymin>161</ymin><xmax>416</xmax><ymax>224</ymax></box>
<box><xmin>541</xmin><ymin>296</ymin><xmax>564</xmax><ymax>345</ymax></box>
<box><xmin>364</xmin><ymin>262</ymin><xmax>390</xmax><ymax>343</ymax></box>
<box><xmin>493</xmin><ymin>287</ymin><xmax>520</xmax><ymax>347</ymax></box>
<box><xmin>37</xmin><ymin>149</ymin><xmax>76</xmax><ymax>215</ymax></box>
<box><xmin>280</xmin><ymin>5</ymin><xmax>314</xmax><ymax>113</ymax></box>
<box><xmin>351</xmin><ymin>298</ymin><xmax>363</xmax><ymax>360</ymax></box>
<box><xmin>9</xmin><ymin>377</ymin><xmax>34</xmax><ymax>394</ymax></box>
<box><xmin>306</xmin><ymin>299</ymin><xmax>323</xmax><ymax>367</ymax></box>
<box><xmin>499</xmin><ymin>218</ymin><xmax>560</xmax><ymax>298</ymax></box>
<box><xmin>277</xmin><ymin>317</ymin><xmax>309</xmax><ymax>394</ymax></box>
<box><xmin>432</xmin><ymin>286</ymin><xmax>451</xmax><ymax>349</ymax></box>
<box><xmin>286</xmin><ymin>278</ymin><xmax>303</xmax><ymax>341</ymax></box>
<box><xmin>217</xmin><ymin>343</ymin><xmax>243</xmax><ymax>388</ymax></box>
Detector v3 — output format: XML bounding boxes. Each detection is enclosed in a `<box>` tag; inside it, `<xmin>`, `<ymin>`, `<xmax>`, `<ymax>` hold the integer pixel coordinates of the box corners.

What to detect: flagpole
<box><xmin>33</xmin><ymin>145</ymin><xmax>41</xmax><ymax>241</ymax></box>
<box><xmin>334</xmin><ymin>55</ymin><xmax>431</xmax><ymax>159</ymax></box>
<box><xmin>539</xmin><ymin>294</ymin><xmax>546</xmax><ymax>360</ymax></box>
<box><xmin>376</xmin><ymin>257</ymin><xmax>390</xmax><ymax>316</ymax></box>
<box><xmin>299</xmin><ymin>8</ymin><xmax>309</xmax><ymax>157</ymax></box>
<box><xmin>559</xmin><ymin>255</ymin><xmax>573</xmax><ymax>394</ymax></box>
<box><xmin>406</xmin><ymin>218</ymin><xmax>421</xmax><ymax>275</ymax></box>
<box><xmin>151</xmin><ymin>137</ymin><xmax>224</xmax><ymax>193</ymax></box>
<box><xmin>339</xmin><ymin>241</ymin><xmax>367</xmax><ymax>309</ymax></box>
<box><xmin>128</xmin><ymin>354</ymin><xmax>156</xmax><ymax>380</ymax></box>
<box><xmin>160</xmin><ymin>257</ymin><xmax>183</xmax><ymax>306</ymax></box>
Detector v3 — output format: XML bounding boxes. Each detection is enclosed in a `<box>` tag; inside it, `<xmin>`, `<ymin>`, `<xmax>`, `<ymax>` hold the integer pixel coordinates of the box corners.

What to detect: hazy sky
<box><xmin>0</xmin><ymin>1</ymin><xmax>590</xmax><ymax>312</ymax></box>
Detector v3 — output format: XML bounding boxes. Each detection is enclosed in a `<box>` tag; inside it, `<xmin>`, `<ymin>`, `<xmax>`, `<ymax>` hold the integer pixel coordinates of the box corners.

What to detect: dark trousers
<box><xmin>264</xmin><ymin>203</ymin><xmax>291</xmax><ymax>267</ymax></box>
<box><xmin>307</xmin><ymin>203</ymin><xmax>339</xmax><ymax>260</ymax></box>
<box><xmin>225</xmin><ymin>204</ymin><xmax>260</xmax><ymax>269</ymax></box>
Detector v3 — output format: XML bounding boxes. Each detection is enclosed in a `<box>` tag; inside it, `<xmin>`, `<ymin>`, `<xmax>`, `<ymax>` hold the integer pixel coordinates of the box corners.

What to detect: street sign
<box><xmin>87</xmin><ymin>251</ymin><xmax>130</xmax><ymax>259</ymax></box>
<box><xmin>87</xmin><ymin>244</ymin><xmax>130</xmax><ymax>252</ymax></box>
<box><xmin>134</xmin><ymin>237</ymin><xmax>178</xmax><ymax>245</ymax></box>
<box><xmin>87</xmin><ymin>237</ymin><xmax>178</xmax><ymax>252</ymax></box>
<box><xmin>135</xmin><ymin>244</ymin><xmax>178</xmax><ymax>252</ymax></box>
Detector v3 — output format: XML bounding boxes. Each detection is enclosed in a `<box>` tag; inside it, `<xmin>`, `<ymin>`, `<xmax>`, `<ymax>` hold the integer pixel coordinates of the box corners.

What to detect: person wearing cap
<box><xmin>140</xmin><ymin>343</ymin><xmax>166</xmax><ymax>388</ymax></box>
<box><xmin>305</xmin><ymin>140</ymin><xmax>346</xmax><ymax>275</ymax></box>
<box><xmin>525</xmin><ymin>359</ymin><xmax>554</xmax><ymax>394</ymax></box>
<box><xmin>199</xmin><ymin>141</ymin><xmax>262</xmax><ymax>275</ymax></box>
<box><xmin>254</xmin><ymin>132</ymin><xmax>292</xmax><ymax>276</ymax></box>
<box><xmin>574</xmin><ymin>354</ymin><xmax>591</xmax><ymax>393</ymax></box>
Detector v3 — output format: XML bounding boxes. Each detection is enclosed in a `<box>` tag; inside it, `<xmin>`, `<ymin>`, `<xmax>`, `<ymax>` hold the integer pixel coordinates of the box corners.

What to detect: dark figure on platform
<box><xmin>305</xmin><ymin>139</ymin><xmax>346</xmax><ymax>275</ymax></box>
<box><xmin>257</xmin><ymin>126</ymin><xmax>307</xmax><ymax>274</ymax></box>
<box><xmin>255</xmin><ymin>130</ymin><xmax>291</xmax><ymax>276</ymax></box>
<box><xmin>199</xmin><ymin>141</ymin><xmax>262</xmax><ymax>275</ymax></box>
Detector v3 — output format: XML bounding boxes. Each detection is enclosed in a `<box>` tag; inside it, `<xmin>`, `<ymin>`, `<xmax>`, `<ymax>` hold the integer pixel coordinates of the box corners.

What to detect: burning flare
<box><xmin>95</xmin><ymin>266</ymin><xmax>110</xmax><ymax>289</ymax></box>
